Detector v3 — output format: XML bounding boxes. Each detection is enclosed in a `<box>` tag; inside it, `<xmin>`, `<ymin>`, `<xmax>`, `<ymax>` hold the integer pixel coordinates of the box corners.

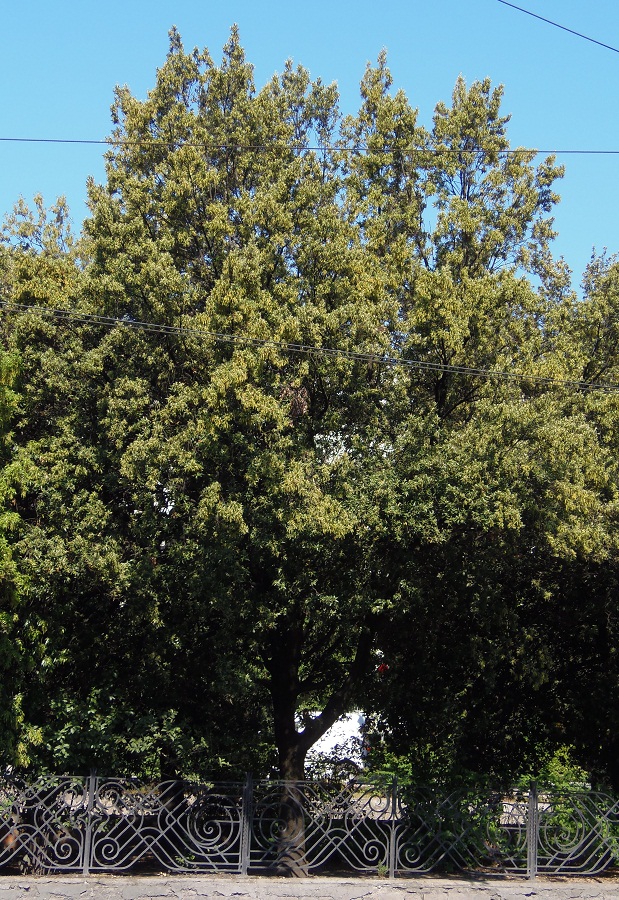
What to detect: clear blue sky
<box><xmin>1</xmin><ymin>0</ymin><xmax>617</xmax><ymax>289</ymax></box>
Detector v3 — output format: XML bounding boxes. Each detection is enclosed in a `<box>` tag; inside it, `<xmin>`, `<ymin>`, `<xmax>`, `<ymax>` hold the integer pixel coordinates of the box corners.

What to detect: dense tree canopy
<box><xmin>1</xmin><ymin>29</ymin><xmax>619</xmax><ymax>788</ymax></box>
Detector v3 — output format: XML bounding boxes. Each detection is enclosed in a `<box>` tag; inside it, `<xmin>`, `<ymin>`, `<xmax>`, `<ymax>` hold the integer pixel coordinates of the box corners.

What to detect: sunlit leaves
<box><xmin>2</xmin><ymin>28</ymin><xmax>619</xmax><ymax>785</ymax></box>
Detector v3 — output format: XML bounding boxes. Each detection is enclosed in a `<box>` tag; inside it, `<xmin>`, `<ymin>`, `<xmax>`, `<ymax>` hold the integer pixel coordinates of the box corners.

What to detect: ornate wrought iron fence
<box><xmin>1</xmin><ymin>774</ymin><xmax>618</xmax><ymax>877</ymax></box>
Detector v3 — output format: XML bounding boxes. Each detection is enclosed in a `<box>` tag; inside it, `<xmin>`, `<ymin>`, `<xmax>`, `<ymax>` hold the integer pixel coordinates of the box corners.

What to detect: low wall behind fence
<box><xmin>1</xmin><ymin>774</ymin><xmax>618</xmax><ymax>878</ymax></box>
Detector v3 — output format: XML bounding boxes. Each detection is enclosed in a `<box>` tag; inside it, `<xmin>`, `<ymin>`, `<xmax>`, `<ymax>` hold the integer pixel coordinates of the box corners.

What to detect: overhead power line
<box><xmin>1</xmin><ymin>301</ymin><xmax>617</xmax><ymax>394</ymax></box>
<box><xmin>0</xmin><ymin>136</ymin><xmax>618</xmax><ymax>155</ymax></box>
<box><xmin>497</xmin><ymin>1</ymin><xmax>619</xmax><ymax>54</ymax></box>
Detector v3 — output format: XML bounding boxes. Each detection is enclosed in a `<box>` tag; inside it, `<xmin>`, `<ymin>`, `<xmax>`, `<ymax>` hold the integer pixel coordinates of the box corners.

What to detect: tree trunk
<box><xmin>267</xmin><ymin>623</ymin><xmax>309</xmax><ymax>875</ymax></box>
<box><xmin>273</xmin><ymin>772</ymin><xmax>308</xmax><ymax>877</ymax></box>
<box><xmin>265</xmin><ymin>614</ymin><xmax>376</xmax><ymax>874</ymax></box>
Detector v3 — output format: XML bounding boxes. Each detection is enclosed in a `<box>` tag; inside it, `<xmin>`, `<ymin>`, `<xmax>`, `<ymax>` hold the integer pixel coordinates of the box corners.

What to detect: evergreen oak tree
<box><xmin>3</xmin><ymin>30</ymin><xmax>618</xmax><ymax>793</ymax></box>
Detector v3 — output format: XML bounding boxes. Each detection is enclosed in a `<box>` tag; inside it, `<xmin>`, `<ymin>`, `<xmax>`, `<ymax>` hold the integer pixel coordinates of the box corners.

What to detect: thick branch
<box><xmin>297</xmin><ymin>618</ymin><xmax>375</xmax><ymax>754</ymax></box>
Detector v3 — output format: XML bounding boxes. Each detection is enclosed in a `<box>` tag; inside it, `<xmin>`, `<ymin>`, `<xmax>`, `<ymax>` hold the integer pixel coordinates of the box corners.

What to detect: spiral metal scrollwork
<box><xmin>88</xmin><ymin>779</ymin><xmax>245</xmax><ymax>872</ymax></box>
<box><xmin>2</xmin><ymin>775</ymin><xmax>619</xmax><ymax>877</ymax></box>
<box><xmin>395</xmin><ymin>787</ymin><xmax>531</xmax><ymax>874</ymax></box>
<box><xmin>0</xmin><ymin>776</ymin><xmax>88</xmax><ymax>872</ymax></box>
<box><xmin>251</xmin><ymin>780</ymin><xmax>391</xmax><ymax>872</ymax></box>
<box><xmin>535</xmin><ymin>792</ymin><xmax>619</xmax><ymax>874</ymax></box>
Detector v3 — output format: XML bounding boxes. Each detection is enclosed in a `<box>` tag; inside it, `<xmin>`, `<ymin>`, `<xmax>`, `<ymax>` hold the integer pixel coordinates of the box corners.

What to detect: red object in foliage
<box><xmin>376</xmin><ymin>663</ymin><xmax>389</xmax><ymax>676</ymax></box>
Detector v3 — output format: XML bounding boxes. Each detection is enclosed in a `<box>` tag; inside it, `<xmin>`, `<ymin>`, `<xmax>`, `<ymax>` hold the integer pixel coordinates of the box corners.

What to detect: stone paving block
<box><xmin>2</xmin><ymin>878</ymin><xmax>619</xmax><ymax>900</ymax></box>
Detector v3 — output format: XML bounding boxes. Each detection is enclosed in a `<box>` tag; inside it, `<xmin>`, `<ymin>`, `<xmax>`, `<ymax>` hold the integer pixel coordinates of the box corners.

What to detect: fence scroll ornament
<box><xmin>1</xmin><ymin>773</ymin><xmax>619</xmax><ymax>877</ymax></box>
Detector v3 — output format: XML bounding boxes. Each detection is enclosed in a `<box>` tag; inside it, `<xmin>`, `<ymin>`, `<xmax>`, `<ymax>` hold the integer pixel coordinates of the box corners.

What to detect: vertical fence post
<box><xmin>388</xmin><ymin>776</ymin><xmax>397</xmax><ymax>879</ymax></box>
<box><xmin>240</xmin><ymin>772</ymin><xmax>253</xmax><ymax>875</ymax></box>
<box><xmin>527</xmin><ymin>780</ymin><xmax>538</xmax><ymax>880</ymax></box>
<box><xmin>82</xmin><ymin>770</ymin><xmax>97</xmax><ymax>876</ymax></box>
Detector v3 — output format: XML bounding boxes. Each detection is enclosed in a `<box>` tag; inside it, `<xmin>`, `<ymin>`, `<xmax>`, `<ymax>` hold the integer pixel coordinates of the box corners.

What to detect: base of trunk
<box><xmin>271</xmin><ymin>781</ymin><xmax>308</xmax><ymax>876</ymax></box>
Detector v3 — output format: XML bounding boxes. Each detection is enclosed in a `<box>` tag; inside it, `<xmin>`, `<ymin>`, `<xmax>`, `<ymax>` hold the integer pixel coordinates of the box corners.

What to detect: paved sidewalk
<box><xmin>2</xmin><ymin>876</ymin><xmax>619</xmax><ymax>900</ymax></box>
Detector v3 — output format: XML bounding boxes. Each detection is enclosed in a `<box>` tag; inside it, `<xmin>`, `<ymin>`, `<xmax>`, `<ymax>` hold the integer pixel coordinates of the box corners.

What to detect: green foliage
<box><xmin>526</xmin><ymin>746</ymin><xmax>589</xmax><ymax>791</ymax></box>
<box><xmin>0</xmin><ymin>346</ymin><xmax>35</xmax><ymax>765</ymax></box>
<box><xmin>1</xmin><ymin>29</ymin><xmax>618</xmax><ymax>789</ymax></box>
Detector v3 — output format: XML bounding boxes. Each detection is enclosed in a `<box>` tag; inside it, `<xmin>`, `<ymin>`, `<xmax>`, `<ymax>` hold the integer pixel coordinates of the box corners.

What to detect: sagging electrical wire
<box><xmin>1</xmin><ymin>300</ymin><xmax>617</xmax><ymax>394</ymax></box>
<box><xmin>497</xmin><ymin>1</ymin><xmax>619</xmax><ymax>54</ymax></box>
<box><xmin>0</xmin><ymin>136</ymin><xmax>618</xmax><ymax>155</ymax></box>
